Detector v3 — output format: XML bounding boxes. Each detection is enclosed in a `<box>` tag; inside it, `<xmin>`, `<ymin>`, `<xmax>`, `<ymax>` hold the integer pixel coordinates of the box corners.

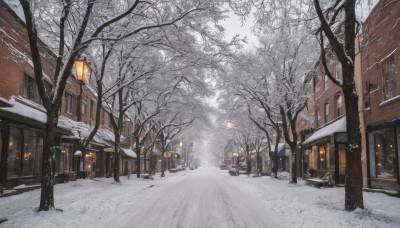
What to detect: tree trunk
<box><xmin>136</xmin><ymin>136</ymin><xmax>141</xmax><ymax>178</ymax></box>
<box><xmin>343</xmin><ymin>69</ymin><xmax>364</xmax><ymax>211</ymax></box>
<box><xmin>39</xmin><ymin>111</ymin><xmax>58</xmax><ymax>211</ymax></box>
<box><xmin>289</xmin><ymin>143</ymin><xmax>297</xmax><ymax>184</ymax></box>
<box><xmin>161</xmin><ymin>154</ymin><xmax>165</xmax><ymax>177</ymax></box>
<box><xmin>256</xmin><ymin>150</ymin><xmax>261</xmax><ymax>174</ymax></box>
<box><xmin>113</xmin><ymin>133</ymin><xmax>120</xmax><ymax>182</ymax></box>
<box><xmin>246</xmin><ymin>155</ymin><xmax>251</xmax><ymax>175</ymax></box>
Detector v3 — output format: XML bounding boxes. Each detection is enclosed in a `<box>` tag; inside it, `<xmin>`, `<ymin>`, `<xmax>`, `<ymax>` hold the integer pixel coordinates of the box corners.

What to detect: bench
<box><xmin>140</xmin><ymin>174</ymin><xmax>150</xmax><ymax>179</ymax></box>
<box><xmin>305</xmin><ymin>178</ymin><xmax>325</xmax><ymax>188</ymax></box>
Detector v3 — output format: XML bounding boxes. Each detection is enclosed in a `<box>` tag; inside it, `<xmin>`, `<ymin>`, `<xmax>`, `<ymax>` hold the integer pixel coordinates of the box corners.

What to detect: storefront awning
<box><xmin>121</xmin><ymin>148</ymin><xmax>137</xmax><ymax>159</ymax></box>
<box><xmin>152</xmin><ymin>148</ymin><xmax>162</xmax><ymax>156</ymax></box>
<box><xmin>104</xmin><ymin>147</ymin><xmax>114</xmax><ymax>153</ymax></box>
<box><xmin>303</xmin><ymin>116</ymin><xmax>346</xmax><ymax>145</ymax></box>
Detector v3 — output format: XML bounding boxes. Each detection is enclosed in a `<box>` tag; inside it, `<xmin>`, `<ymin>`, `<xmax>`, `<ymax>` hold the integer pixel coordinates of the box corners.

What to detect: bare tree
<box><xmin>313</xmin><ymin>0</ymin><xmax>364</xmax><ymax>211</ymax></box>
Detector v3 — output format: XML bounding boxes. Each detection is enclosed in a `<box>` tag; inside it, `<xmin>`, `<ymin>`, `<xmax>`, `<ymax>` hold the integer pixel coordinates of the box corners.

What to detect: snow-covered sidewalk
<box><xmin>0</xmin><ymin>172</ymin><xmax>186</xmax><ymax>228</ymax></box>
<box><xmin>0</xmin><ymin>166</ymin><xmax>400</xmax><ymax>228</ymax></box>
<box><xmin>229</xmin><ymin>172</ymin><xmax>400</xmax><ymax>228</ymax></box>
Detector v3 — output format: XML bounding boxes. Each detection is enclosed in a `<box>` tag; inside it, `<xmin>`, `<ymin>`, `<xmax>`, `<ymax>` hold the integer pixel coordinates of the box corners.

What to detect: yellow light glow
<box><xmin>179</xmin><ymin>142</ymin><xmax>183</xmax><ymax>147</ymax></box>
<box><xmin>9</xmin><ymin>141</ymin><xmax>13</xmax><ymax>147</ymax></box>
<box><xmin>74</xmin><ymin>60</ymin><xmax>90</xmax><ymax>83</ymax></box>
<box><xmin>389</xmin><ymin>144</ymin><xmax>392</xmax><ymax>148</ymax></box>
<box><xmin>377</xmin><ymin>163</ymin><xmax>382</xmax><ymax>167</ymax></box>
<box><xmin>227</xmin><ymin>121</ymin><xmax>233</xmax><ymax>129</ymax></box>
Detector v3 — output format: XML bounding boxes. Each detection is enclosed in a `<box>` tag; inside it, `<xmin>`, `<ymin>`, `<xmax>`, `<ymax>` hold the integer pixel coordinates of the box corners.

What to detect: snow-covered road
<box><xmin>1</xmin><ymin>166</ymin><xmax>400</xmax><ymax>228</ymax></box>
<box><xmin>107</xmin><ymin>167</ymin><xmax>280</xmax><ymax>228</ymax></box>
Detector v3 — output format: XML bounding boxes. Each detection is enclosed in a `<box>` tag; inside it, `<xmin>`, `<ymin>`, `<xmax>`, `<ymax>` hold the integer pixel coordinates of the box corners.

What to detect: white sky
<box><xmin>218</xmin><ymin>11</ymin><xmax>259</xmax><ymax>51</ymax></box>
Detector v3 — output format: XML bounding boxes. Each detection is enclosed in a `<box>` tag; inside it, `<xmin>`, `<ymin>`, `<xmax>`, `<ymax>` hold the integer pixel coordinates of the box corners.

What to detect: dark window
<box><xmin>335</xmin><ymin>62</ymin><xmax>342</xmax><ymax>81</ymax></box>
<box><xmin>335</xmin><ymin>94</ymin><xmax>342</xmax><ymax>118</ymax></box>
<box><xmin>109</xmin><ymin>113</ymin><xmax>113</xmax><ymax>128</ymax></box>
<box><xmin>23</xmin><ymin>74</ymin><xmax>34</xmax><ymax>100</ymax></box>
<box><xmin>90</xmin><ymin>100</ymin><xmax>94</xmax><ymax>119</ymax></box>
<box><xmin>324</xmin><ymin>102</ymin><xmax>329</xmax><ymax>124</ymax></box>
<box><xmin>381</xmin><ymin>57</ymin><xmax>397</xmax><ymax>101</ymax></box>
<box><xmin>65</xmin><ymin>93</ymin><xmax>73</xmax><ymax>114</ymax></box>
<box><xmin>101</xmin><ymin>109</ymin><xmax>105</xmax><ymax>125</ymax></box>
<box><xmin>82</xmin><ymin>99</ymin><xmax>87</xmax><ymax>115</ymax></box>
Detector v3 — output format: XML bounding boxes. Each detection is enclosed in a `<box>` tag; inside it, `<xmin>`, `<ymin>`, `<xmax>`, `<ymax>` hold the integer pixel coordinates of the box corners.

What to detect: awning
<box><xmin>121</xmin><ymin>148</ymin><xmax>137</xmax><ymax>159</ymax></box>
<box><xmin>104</xmin><ymin>147</ymin><xmax>114</xmax><ymax>153</ymax></box>
<box><xmin>303</xmin><ymin>116</ymin><xmax>346</xmax><ymax>145</ymax></box>
<box><xmin>74</xmin><ymin>151</ymin><xmax>82</xmax><ymax>157</ymax></box>
<box><xmin>152</xmin><ymin>148</ymin><xmax>162</xmax><ymax>156</ymax></box>
<box><xmin>278</xmin><ymin>146</ymin><xmax>286</xmax><ymax>157</ymax></box>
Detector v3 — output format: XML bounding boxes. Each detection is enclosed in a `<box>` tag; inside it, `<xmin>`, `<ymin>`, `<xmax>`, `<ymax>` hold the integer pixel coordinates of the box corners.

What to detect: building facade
<box><xmin>361</xmin><ymin>0</ymin><xmax>400</xmax><ymax>192</ymax></box>
<box><xmin>0</xmin><ymin>1</ymin><xmax>136</xmax><ymax>189</ymax></box>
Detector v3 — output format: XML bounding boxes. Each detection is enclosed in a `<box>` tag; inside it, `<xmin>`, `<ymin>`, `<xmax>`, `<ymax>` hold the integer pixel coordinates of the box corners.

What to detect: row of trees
<box><xmin>19</xmin><ymin>0</ymin><xmax>234</xmax><ymax>211</ymax></box>
<box><xmin>218</xmin><ymin>0</ymin><xmax>365</xmax><ymax>211</ymax></box>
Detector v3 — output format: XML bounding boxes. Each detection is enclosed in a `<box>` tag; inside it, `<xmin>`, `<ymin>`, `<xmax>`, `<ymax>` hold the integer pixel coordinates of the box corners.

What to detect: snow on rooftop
<box><xmin>303</xmin><ymin>116</ymin><xmax>346</xmax><ymax>145</ymax></box>
<box><xmin>0</xmin><ymin>96</ymin><xmax>117</xmax><ymax>146</ymax></box>
<box><xmin>121</xmin><ymin>148</ymin><xmax>137</xmax><ymax>158</ymax></box>
<box><xmin>3</xmin><ymin>0</ymin><xmax>25</xmax><ymax>23</ymax></box>
<box><xmin>74</xmin><ymin>150</ymin><xmax>82</xmax><ymax>157</ymax></box>
<box><xmin>0</xmin><ymin>96</ymin><xmax>47</xmax><ymax>123</ymax></box>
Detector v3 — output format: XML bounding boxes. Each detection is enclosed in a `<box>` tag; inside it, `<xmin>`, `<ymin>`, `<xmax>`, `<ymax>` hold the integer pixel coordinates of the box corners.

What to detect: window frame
<box><xmin>65</xmin><ymin>92</ymin><xmax>73</xmax><ymax>114</ymax></box>
<box><xmin>324</xmin><ymin>102</ymin><xmax>329</xmax><ymax>124</ymax></box>
<box><xmin>381</xmin><ymin>56</ymin><xmax>397</xmax><ymax>101</ymax></box>
<box><xmin>335</xmin><ymin>94</ymin><xmax>342</xmax><ymax>118</ymax></box>
<box><xmin>82</xmin><ymin>99</ymin><xmax>87</xmax><ymax>115</ymax></box>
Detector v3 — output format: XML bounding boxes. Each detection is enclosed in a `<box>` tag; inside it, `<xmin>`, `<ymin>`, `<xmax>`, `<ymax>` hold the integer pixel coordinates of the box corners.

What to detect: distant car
<box><xmin>228</xmin><ymin>165</ymin><xmax>239</xmax><ymax>176</ymax></box>
<box><xmin>169</xmin><ymin>168</ymin><xmax>177</xmax><ymax>173</ymax></box>
<box><xmin>238</xmin><ymin>162</ymin><xmax>247</xmax><ymax>170</ymax></box>
<box><xmin>219</xmin><ymin>164</ymin><xmax>228</xmax><ymax>170</ymax></box>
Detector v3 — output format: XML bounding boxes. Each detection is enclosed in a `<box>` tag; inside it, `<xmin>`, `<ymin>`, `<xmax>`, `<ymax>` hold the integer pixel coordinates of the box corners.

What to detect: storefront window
<box><xmin>338</xmin><ymin>144</ymin><xmax>346</xmax><ymax>175</ymax></box>
<box><xmin>374</xmin><ymin>128</ymin><xmax>396</xmax><ymax>179</ymax></box>
<box><xmin>311</xmin><ymin>146</ymin><xmax>318</xmax><ymax>169</ymax></box>
<box><xmin>55</xmin><ymin>146</ymin><xmax>70</xmax><ymax>175</ymax></box>
<box><xmin>85</xmin><ymin>152</ymin><xmax>96</xmax><ymax>172</ymax></box>
<box><xmin>8</xmin><ymin>128</ymin><xmax>22</xmax><ymax>178</ymax></box>
<box><xmin>318</xmin><ymin>146</ymin><xmax>327</xmax><ymax>170</ymax></box>
<box><xmin>35</xmin><ymin>137</ymin><xmax>43</xmax><ymax>178</ymax></box>
<box><xmin>21</xmin><ymin>129</ymin><xmax>36</xmax><ymax>176</ymax></box>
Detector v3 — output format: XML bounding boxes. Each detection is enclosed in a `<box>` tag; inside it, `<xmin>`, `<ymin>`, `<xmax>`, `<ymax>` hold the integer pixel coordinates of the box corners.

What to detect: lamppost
<box><xmin>74</xmin><ymin>57</ymin><xmax>90</xmax><ymax>122</ymax></box>
<box><xmin>74</xmin><ymin>57</ymin><xmax>90</xmax><ymax>178</ymax></box>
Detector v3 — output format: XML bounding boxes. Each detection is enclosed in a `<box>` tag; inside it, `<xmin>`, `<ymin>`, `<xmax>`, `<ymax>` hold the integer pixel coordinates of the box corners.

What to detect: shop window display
<box><xmin>8</xmin><ymin>128</ymin><xmax>22</xmax><ymax>178</ymax></box>
<box><xmin>318</xmin><ymin>146</ymin><xmax>327</xmax><ymax>170</ymax></box>
<box><xmin>21</xmin><ymin>129</ymin><xmax>36</xmax><ymax>176</ymax></box>
<box><xmin>375</xmin><ymin>128</ymin><xmax>397</xmax><ymax>179</ymax></box>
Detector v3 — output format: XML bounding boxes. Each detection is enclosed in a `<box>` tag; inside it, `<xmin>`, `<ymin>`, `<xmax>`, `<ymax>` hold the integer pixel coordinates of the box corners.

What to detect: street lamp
<box><xmin>226</xmin><ymin>121</ymin><xmax>233</xmax><ymax>129</ymax></box>
<box><xmin>74</xmin><ymin>57</ymin><xmax>90</xmax><ymax>122</ymax></box>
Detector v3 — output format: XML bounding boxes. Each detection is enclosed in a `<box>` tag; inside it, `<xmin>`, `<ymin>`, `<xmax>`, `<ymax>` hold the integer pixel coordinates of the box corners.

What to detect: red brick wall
<box><xmin>0</xmin><ymin>3</ymin><xmax>111</xmax><ymax>131</ymax></box>
<box><xmin>361</xmin><ymin>0</ymin><xmax>400</xmax><ymax>126</ymax></box>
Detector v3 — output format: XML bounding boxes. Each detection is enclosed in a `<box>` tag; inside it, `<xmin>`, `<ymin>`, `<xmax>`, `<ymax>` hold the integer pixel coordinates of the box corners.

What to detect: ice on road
<box><xmin>107</xmin><ymin>166</ymin><xmax>280</xmax><ymax>228</ymax></box>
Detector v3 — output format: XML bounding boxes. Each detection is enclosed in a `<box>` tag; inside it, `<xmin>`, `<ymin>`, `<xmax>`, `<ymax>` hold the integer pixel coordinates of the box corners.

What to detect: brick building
<box><xmin>361</xmin><ymin>0</ymin><xmax>400</xmax><ymax>192</ymax></box>
<box><xmin>0</xmin><ymin>1</ymin><xmax>136</xmax><ymax>189</ymax></box>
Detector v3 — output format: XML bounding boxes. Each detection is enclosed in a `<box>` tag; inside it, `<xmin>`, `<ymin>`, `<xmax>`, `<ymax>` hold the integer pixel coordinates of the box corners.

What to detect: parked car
<box><xmin>228</xmin><ymin>165</ymin><xmax>239</xmax><ymax>176</ymax></box>
<box><xmin>238</xmin><ymin>161</ymin><xmax>247</xmax><ymax>170</ymax></box>
<box><xmin>219</xmin><ymin>164</ymin><xmax>228</xmax><ymax>170</ymax></box>
<box><xmin>169</xmin><ymin>168</ymin><xmax>177</xmax><ymax>173</ymax></box>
